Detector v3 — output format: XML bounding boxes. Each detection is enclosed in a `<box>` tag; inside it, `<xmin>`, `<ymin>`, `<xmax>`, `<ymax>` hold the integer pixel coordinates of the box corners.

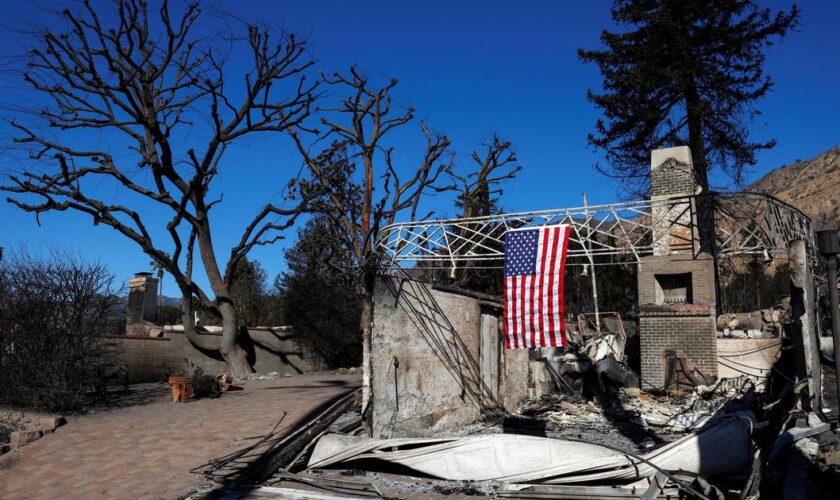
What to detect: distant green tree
<box><xmin>579</xmin><ymin>0</ymin><xmax>799</xmax><ymax>196</ymax></box>
<box><xmin>157</xmin><ymin>305</ymin><xmax>182</xmax><ymax>326</ymax></box>
<box><xmin>279</xmin><ymin>217</ymin><xmax>362</xmax><ymax>368</ymax></box>
<box><xmin>229</xmin><ymin>258</ymin><xmax>270</xmax><ymax>327</ymax></box>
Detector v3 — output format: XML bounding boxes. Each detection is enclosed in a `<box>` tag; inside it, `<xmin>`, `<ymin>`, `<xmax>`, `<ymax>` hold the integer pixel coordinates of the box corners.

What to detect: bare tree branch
<box><xmin>289</xmin><ymin>68</ymin><xmax>452</xmax><ymax>277</ymax></box>
<box><xmin>447</xmin><ymin>133</ymin><xmax>521</xmax><ymax>219</ymax></box>
<box><xmin>1</xmin><ymin>0</ymin><xmax>316</xmax><ymax>376</ymax></box>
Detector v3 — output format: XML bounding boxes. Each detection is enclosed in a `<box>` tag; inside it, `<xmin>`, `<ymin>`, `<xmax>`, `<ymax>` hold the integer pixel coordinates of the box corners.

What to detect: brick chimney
<box><xmin>638</xmin><ymin>146</ymin><xmax>717</xmax><ymax>389</ymax></box>
<box><xmin>649</xmin><ymin>146</ymin><xmax>698</xmax><ymax>256</ymax></box>
<box><xmin>126</xmin><ymin>272</ymin><xmax>158</xmax><ymax>335</ymax></box>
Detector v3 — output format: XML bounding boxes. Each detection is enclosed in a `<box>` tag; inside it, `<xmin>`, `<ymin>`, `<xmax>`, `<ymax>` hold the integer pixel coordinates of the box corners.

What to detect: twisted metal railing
<box><xmin>714</xmin><ymin>192</ymin><xmax>812</xmax><ymax>258</ymax></box>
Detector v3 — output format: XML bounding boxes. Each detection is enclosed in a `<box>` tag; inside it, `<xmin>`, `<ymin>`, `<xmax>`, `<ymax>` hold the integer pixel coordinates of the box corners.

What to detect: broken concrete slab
<box><xmin>39</xmin><ymin>416</ymin><xmax>66</xmax><ymax>431</ymax></box>
<box><xmin>10</xmin><ymin>429</ymin><xmax>45</xmax><ymax>450</ymax></box>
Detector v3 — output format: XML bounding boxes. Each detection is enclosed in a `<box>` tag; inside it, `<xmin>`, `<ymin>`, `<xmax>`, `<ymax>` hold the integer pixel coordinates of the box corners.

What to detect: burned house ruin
<box><xmin>371</xmin><ymin>145</ymin><xmax>818</xmax><ymax>436</ymax></box>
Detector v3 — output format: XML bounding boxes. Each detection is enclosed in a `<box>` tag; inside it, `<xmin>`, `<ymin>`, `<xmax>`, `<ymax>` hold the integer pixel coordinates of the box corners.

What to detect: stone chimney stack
<box><xmin>126</xmin><ymin>272</ymin><xmax>158</xmax><ymax>335</ymax></box>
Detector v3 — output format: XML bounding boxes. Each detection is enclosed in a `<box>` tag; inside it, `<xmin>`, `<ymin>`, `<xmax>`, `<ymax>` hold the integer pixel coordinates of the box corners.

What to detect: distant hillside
<box><xmin>748</xmin><ymin>146</ymin><xmax>840</xmax><ymax>225</ymax></box>
<box><xmin>115</xmin><ymin>294</ymin><xmax>181</xmax><ymax>313</ymax></box>
<box><xmin>159</xmin><ymin>295</ymin><xmax>182</xmax><ymax>307</ymax></box>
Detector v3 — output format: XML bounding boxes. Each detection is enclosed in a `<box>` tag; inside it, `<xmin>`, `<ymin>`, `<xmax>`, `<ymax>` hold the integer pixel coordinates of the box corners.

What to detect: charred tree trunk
<box><xmin>178</xmin><ymin>288</ymin><xmax>253</xmax><ymax>378</ymax></box>
<box><xmin>360</xmin><ymin>269</ymin><xmax>376</xmax><ymax>411</ymax></box>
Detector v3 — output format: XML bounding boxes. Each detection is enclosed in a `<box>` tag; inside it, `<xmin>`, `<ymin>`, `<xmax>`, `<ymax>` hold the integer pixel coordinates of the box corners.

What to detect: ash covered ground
<box><xmin>262</xmin><ymin>381</ymin><xmax>756</xmax><ymax>498</ymax></box>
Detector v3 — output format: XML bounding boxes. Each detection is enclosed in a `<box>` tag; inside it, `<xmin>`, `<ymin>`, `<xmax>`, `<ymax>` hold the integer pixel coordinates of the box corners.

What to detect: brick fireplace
<box><xmin>638</xmin><ymin>256</ymin><xmax>717</xmax><ymax>388</ymax></box>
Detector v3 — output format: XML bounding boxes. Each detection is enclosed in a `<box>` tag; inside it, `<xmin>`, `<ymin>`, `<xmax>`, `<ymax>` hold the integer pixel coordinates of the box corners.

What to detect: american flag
<box><xmin>503</xmin><ymin>224</ymin><xmax>571</xmax><ymax>349</ymax></box>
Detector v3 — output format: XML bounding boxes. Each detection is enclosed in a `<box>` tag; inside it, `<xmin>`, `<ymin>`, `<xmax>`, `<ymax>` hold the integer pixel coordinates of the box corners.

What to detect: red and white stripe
<box><xmin>503</xmin><ymin>224</ymin><xmax>571</xmax><ymax>349</ymax></box>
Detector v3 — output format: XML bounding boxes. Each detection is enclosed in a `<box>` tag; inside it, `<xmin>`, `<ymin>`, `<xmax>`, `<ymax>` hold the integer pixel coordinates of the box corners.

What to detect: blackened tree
<box><xmin>444</xmin><ymin>135</ymin><xmax>521</xmax><ymax>293</ymax></box>
<box><xmin>579</xmin><ymin>0</ymin><xmax>799</xmax><ymax>196</ymax></box>
<box><xmin>447</xmin><ymin>135</ymin><xmax>521</xmax><ymax>220</ymax></box>
<box><xmin>288</xmin><ymin>70</ymin><xmax>453</xmax><ymax>405</ymax></box>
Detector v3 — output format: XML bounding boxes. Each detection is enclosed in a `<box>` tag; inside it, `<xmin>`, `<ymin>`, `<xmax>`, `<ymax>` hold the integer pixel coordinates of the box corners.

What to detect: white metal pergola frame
<box><xmin>375</xmin><ymin>192</ymin><xmax>813</xmax><ymax>271</ymax></box>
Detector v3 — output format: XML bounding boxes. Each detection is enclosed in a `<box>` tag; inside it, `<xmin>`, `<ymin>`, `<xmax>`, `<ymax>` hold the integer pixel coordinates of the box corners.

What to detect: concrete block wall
<box><xmin>112</xmin><ymin>328</ymin><xmax>318</xmax><ymax>383</ymax></box>
<box><xmin>115</xmin><ymin>336</ymin><xmax>189</xmax><ymax>382</ymax></box>
<box><xmin>370</xmin><ymin>276</ymin><xmax>529</xmax><ymax>438</ymax></box>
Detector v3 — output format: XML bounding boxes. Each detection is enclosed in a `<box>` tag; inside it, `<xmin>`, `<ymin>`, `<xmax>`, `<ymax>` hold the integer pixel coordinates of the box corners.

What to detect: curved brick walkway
<box><xmin>0</xmin><ymin>374</ymin><xmax>361</xmax><ymax>499</ymax></box>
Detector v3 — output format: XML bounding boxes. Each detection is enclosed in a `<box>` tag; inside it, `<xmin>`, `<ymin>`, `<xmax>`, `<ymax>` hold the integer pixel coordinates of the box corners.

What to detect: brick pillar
<box><xmin>126</xmin><ymin>272</ymin><xmax>158</xmax><ymax>335</ymax></box>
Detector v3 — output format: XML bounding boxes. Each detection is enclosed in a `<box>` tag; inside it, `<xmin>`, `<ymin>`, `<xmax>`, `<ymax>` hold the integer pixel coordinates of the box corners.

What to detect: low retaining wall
<box><xmin>113</xmin><ymin>327</ymin><xmax>319</xmax><ymax>383</ymax></box>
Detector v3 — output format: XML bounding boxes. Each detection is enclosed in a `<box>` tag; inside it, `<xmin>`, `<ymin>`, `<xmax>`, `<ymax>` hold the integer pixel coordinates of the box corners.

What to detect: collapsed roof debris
<box><xmin>516</xmin><ymin>377</ymin><xmax>757</xmax><ymax>442</ymax></box>
<box><xmin>307</xmin><ymin>413</ymin><xmax>753</xmax><ymax>485</ymax></box>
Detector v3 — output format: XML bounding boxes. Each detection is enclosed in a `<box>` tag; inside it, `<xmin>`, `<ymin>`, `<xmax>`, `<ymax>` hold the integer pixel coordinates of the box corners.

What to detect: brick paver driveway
<box><xmin>0</xmin><ymin>373</ymin><xmax>361</xmax><ymax>499</ymax></box>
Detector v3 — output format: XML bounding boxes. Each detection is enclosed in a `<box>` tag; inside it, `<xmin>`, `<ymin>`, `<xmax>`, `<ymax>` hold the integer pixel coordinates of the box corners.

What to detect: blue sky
<box><xmin>0</xmin><ymin>0</ymin><xmax>837</xmax><ymax>296</ymax></box>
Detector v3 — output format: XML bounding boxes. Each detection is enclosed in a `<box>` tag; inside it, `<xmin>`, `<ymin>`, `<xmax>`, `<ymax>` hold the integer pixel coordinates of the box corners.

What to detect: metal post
<box><xmin>583</xmin><ymin>193</ymin><xmax>600</xmax><ymax>334</ymax></box>
<box><xmin>817</xmin><ymin>223</ymin><xmax>840</xmax><ymax>416</ymax></box>
<box><xmin>826</xmin><ymin>256</ymin><xmax>840</xmax><ymax>410</ymax></box>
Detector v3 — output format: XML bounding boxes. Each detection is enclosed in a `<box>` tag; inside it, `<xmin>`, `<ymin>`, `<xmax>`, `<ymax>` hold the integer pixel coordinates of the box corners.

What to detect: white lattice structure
<box><xmin>375</xmin><ymin>192</ymin><xmax>813</xmax><ymax>270</ymax></box>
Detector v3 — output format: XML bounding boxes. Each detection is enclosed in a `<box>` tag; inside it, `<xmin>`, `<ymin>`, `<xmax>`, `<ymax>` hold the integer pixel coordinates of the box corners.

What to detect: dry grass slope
<box><xmin>748</xmin><ymin>146</ymin><xmax>840</xmax><ymax>225</ymax></box>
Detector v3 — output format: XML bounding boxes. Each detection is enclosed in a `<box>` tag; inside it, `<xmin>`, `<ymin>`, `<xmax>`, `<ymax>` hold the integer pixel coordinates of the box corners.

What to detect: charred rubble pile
<box><xmin>185</xmin><ymin>294</ymin><xmax>840</xmax><ymax>499</ymax></box>
<box><xmin>192</xmin><ymin>318</ymin><xmax>837</xmax><ymax>499</ymax></box>
<box><xmin>508</xmin><ymin>378</ymin><xmax>758</xmax><ymax>451</ymax></box>
<box><xmin>192</xmin><ymin>144</ymin><xmax>840</xmax><ymax>498</ymax></box>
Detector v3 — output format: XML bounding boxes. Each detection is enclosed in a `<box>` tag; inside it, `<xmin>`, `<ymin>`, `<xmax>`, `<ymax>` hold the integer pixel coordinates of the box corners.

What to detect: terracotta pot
<box><xmin>168</xmin><ymin>376</ymin><xmax>194</xmax><ymax>402</ymax></box>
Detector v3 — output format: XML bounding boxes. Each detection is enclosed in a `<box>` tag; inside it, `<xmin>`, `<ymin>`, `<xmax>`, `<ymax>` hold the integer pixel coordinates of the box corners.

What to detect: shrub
<box><xmin>0</xmin><ymin>249</ymin><xmax>122</xmax><ymax>412</ymax></box>
<box><xmin>282</xmin><ymin>270</ymin><xmax>362</xmax><ymax>368</ymax></box>
<box><xmin>157</xmin><ymin>305</ymin><xmax>182</xmax><ymax>326</ymax></box>
<box><xmin>192</xmin><ymin>373</ymin><xmax>222</xmax><ymax>399</ymax></box>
